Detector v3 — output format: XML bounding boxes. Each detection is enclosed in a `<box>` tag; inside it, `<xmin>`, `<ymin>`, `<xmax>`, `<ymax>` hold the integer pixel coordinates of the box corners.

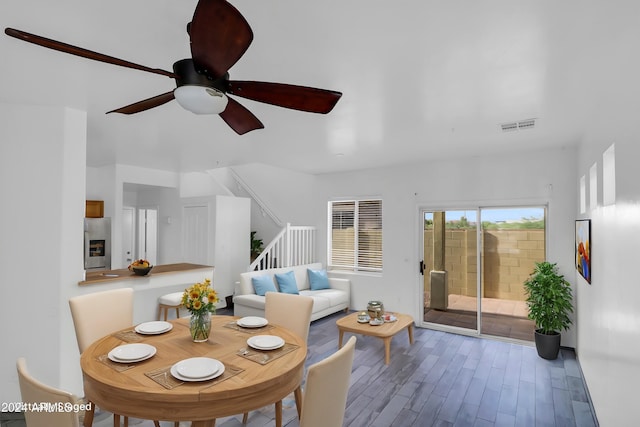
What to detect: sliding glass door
<box><xmin>422</xmin><ymin>206</ymin><xmax>544</xmax><ymax>341</ymax></box>
<box><xmin>422</xmin><ymin>210</ymin><xmax>479</xmax><ymax>333</ymax></box>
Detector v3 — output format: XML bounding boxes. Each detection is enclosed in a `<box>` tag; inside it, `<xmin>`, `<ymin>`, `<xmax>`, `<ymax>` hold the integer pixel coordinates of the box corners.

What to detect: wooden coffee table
<box><xmin>336</xmin><ymin>312</ymin><xmax>414</xmax><ymax>365</ymax></box>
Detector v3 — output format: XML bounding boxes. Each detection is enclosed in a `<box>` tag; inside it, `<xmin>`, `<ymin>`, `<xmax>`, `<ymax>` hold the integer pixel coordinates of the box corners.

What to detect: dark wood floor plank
<box><xmin>476</xmin><ymin>387</ymin><xmax>501</xmax><ymax>422</ymax></box>
<box><xmin>463</xmin><ymin>376</ymin><xmax>489</xmax><ymax>406</ymax></box>
<box><xmin>497</xmin><ymin>384</ymin><xmax>518</xmax><ymax>416</ymax></box>
<box><xmin>453</xmin><ymin>402</ymin><xmax>479</xmax><ymax>426</ymax></box>
<box><xmin>572</xmin><ymin>401</ymin><xmax>597</xmax><ymax>427</ymax></box>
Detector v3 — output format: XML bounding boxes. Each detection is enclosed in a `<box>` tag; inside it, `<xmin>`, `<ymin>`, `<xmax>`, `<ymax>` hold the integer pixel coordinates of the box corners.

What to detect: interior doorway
<box><xmin>421</xmin><ymin>206</ymin><xmax>544</xmax><ymax>341</ymax></box>
<box><xmin>122</xmin><ymin>207</ymin><xmax>135</xmax><ymax>267</ymax></box>
<box><xmin>138</xmin><ymin>207</ymin><xmax>158</xmax><ymax>265</ymax></box>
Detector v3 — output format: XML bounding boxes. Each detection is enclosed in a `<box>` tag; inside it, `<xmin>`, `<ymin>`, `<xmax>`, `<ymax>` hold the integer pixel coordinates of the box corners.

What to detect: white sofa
<box><xmin>233</xmin><ymin>263</ymin><xmax>350</xmax><ymax>321</ymax></box>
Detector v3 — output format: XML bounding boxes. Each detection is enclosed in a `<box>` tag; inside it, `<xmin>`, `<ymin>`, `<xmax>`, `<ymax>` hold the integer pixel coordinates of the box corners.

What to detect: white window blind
<box><xmin>329</xmin><ymin>199</ymin><xmax>382</xmax><ymax>272</ymax></box>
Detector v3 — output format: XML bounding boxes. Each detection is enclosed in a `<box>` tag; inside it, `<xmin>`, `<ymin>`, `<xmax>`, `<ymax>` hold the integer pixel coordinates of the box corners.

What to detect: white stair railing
<box><xmin>249</xmin><ymin>223</ymin><xmax>316</xmax><ymax>271</ymax></box>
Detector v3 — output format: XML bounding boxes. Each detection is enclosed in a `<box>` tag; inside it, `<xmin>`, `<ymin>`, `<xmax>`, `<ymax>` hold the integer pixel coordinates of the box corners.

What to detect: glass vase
<box><xmin>190</xmin><ymin>311</ymin><xmax>211</xmax><ymax>342</ymax></box>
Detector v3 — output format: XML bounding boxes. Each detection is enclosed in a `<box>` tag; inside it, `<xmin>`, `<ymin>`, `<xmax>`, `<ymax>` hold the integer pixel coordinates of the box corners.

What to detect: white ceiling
<box><xmin>1</xmin><ymin>1</ymin><xmax>635</xmax><ymax>174</ymax></box>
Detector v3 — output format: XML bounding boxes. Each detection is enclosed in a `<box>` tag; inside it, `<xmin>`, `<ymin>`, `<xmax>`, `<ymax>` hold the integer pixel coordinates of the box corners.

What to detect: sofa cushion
<box><xmin>300</xmin><ymin>289</ymin><xmax>349</xmax><ymax>307</ymax></box>
<box><xmin>275</xmin><ymin>271</ymin><xmax>299</xmax><ymax>294</ymax></box>
<box><xmin>308</xmin><ymin>268</ymin><xmax>330</xmax><ymax>290</ymax></box>
<box><xmin>233</xmin><ymin>294</ymin><xmax>268</xmax><ymax>310</ymax></box>
<box><xmin>303</xmin><ymin>294</ymin><xmax>332</xmax><ymax>313</ymax></box>
<box><xmin>252</xmin><ymin>275</ymin><xmax>277</xmax><ymax>296</ymax></box>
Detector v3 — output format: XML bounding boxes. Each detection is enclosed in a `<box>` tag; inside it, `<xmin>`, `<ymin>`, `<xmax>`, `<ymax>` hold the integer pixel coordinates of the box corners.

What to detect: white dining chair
<box><xmin>69</xmin><ymin>288</ymin><xmax>161</xmax><ymax>427</ymax></box>
<box><xmin>299</xmin><ymin>335</ymin><xmax>357</xmax><ymax>427</ymax></box>
<box><xmin>69</xmin><ymin>288</ymin><xmax>134</xmax><ymax>354</ymax></box>
<box><xmin>242</xmin><ymin>291</ymin><xmax>314</xmax><ymax>425</ymax></box>
<box><xmin>16</xmin><ymin>357</ymin><xmax>81</xmax><ymax>427</ymax></box>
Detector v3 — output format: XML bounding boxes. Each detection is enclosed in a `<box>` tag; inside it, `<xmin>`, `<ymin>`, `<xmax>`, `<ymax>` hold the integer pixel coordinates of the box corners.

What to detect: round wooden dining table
<box><xmin>80</xmin><ymin>315</ymin><xmax>307</xmax><ymax>427</ymax></box>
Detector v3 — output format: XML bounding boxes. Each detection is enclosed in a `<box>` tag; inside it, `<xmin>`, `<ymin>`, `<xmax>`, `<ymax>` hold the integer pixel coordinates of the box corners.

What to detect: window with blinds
<box><xmin>329</xmin><ymin>199</ymin><xmax>382</xmax><ymax>272</ymax></box>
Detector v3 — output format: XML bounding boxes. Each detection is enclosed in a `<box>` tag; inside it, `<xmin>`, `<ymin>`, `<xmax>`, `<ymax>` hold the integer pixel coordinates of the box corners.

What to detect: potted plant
<box><xmin>250</xmin><ymin>231</ymin><xmax>264</xmax><ymax>261</ymax></box>
<box><xmin>523</xmin><ymin>261</ymin><xmax>574</xmax><ymax>360</ymax></box>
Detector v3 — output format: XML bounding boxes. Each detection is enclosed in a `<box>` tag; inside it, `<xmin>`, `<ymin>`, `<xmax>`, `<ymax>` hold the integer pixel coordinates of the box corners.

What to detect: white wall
<box><xmin>573</xmin><ymin>93</ymin><xmax>640</xmax><ymax>424</ymax></box>
<box><xmin>0</xmin><ymin>104</ymin><xmax>86</xmax><ymax>403</ymax></box>
<box><xmin>212</xmin><ymin>196</ymin><xmax>251</xmax><ymax>301</ymax></box>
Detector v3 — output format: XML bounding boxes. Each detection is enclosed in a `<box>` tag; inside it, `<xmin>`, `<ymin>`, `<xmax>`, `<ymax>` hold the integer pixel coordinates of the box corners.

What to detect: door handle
<box><xmin>419</xmin><ymin>260</ymin><xmax>425</xmax><ymax>275</ymax></box>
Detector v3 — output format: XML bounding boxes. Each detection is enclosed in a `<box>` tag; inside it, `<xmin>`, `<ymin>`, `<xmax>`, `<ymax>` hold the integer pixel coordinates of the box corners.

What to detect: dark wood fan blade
<box><xmin>227</xmin><ymin>81</ymin><xmax>342</xmax><ymax>114</ymax></box>
<box><xmin>219</xmin><ymin>96</ymin><xmax>264</xmax><ymax>135</ymax></box>
<box><xmin>107</xmin><ymin>92</ymin><xmax>175</xmax><ymax>115</ymax></box>
<box><xmin>4</xmin><ymin>28</ymin><xmax>177</xmax><ymax>78</ymax></box>
<box><xmin>190</xmin><ymin>0</ymin><xmax>253</xmax><ymax>79</ymax></box>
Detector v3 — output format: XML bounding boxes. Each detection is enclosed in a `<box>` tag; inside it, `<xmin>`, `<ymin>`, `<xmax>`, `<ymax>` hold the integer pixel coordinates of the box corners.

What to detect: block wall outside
<box><xmin>423</xmin><ymin>229</ymin><xmax>545</xmax><ymax>302</ymax></box>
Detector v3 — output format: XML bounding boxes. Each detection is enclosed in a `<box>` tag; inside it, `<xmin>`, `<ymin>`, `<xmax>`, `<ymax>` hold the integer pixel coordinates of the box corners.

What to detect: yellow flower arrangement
<box><xmin>182</xmin><ymin>278</ymin><xmax>218</xmax><ymax>342</ymax></box>
<box><xmin>182</xmin><ymin>278</ymin><xmax>219</xmax><ymax>315</ymax></box>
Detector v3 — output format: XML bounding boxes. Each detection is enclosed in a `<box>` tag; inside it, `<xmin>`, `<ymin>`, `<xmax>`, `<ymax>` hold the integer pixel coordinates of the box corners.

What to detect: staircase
<box><xmin>206</xmin><ymin>167</ymin><xmax>318</xmax><ymax>272</ymax></box>
<box><xmin>250</xmin><ymin>223</ymin><xmax>317</xmax><ymax>271</ymax></box>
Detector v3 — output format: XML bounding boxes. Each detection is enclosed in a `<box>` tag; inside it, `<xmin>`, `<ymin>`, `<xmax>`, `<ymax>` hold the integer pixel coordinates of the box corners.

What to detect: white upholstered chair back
<box><xmin>265</xmin><ymin>291</ymin><xmax>313</xmax><ymax>341</ymax></box>
<box><xmin>69</xmin><ymin>287</ymin><xmax>134</xmax><ymax>353</ymax></box>
<box><xmin>299</xmin><ymin>335</ymin><xmax>357</xmax><ymax>427</ymax></box>
<box><xmin>16</xmin><ymin>357</ymin><xmax>81</xmax><ymax>427</ymax></box>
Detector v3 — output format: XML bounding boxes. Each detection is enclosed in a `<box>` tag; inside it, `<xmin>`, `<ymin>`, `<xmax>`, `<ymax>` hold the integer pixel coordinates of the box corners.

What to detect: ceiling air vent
<box><xmin>501</xmin><ymin>118</ymin><xmax>536</xmax><ymax>132</ymax></box>
<box><xmin>501</xmin><ymin>122</ymin><xmax>518</xmax><ymax>132</ymax></box>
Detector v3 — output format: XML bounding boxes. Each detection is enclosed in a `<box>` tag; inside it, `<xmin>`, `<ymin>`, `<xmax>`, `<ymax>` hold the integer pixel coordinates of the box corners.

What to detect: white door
<box><xmin>122</xmin><ymin>207</ymin><xmax>135</xmax><ymax>267</ymax></box>
<box><xmin>145</xmin><ymin>209</ymin><xmax>158</xmax><ymax>264</ymax></box>
<box><xmin>182</xmin><ymin>205</ymin><xmax>209</xmax><ymax>265</ymax></box>
<box><xmin>137</xmin><ymin>207</ymin><xmax>158</xmax><ymax>265</ymax></box>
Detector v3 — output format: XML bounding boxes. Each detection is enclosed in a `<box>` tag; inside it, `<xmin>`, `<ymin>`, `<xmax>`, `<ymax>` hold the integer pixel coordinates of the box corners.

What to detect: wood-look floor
<box><xmin>1</xmin><ymin>310</ymin><xmax>598</xmax><ymax>427</ymax></box>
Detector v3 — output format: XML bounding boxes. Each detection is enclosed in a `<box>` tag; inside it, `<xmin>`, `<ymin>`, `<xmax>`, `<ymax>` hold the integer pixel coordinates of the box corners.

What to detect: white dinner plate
<box><xmin>171</xmin><ymin>359</ymin><xmax>225</xmax><ymax>382</ymax></box>
<box><xmin>135</xmin><ymin>321</ymin><xmax>173</xmax><ymax>335</ymax></box>
<box><xmin>108</xmin><ymin>343</ymin><xmax>156</xmax><ymax>363</ymax></box>
<box><xmin>237</xmin><ymin>316</ymin><xmax>269</xmax><ymax>328</ymax></box>
<box><xmin>175</xmin><ymin>357</ymin><xmax>222</xmax><ymax>379</ymax></box>
<box><xmin>247</xmin><ymin>335</ymin><xmax>285</xmax><ymax>351</ymax></box>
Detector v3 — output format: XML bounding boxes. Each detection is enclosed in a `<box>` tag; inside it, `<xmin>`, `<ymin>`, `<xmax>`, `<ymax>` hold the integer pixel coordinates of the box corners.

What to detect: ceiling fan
<box><xmin>4</xmin><ymin>0</ymin><xmax>342</xmax><ymax>135</ymax></box>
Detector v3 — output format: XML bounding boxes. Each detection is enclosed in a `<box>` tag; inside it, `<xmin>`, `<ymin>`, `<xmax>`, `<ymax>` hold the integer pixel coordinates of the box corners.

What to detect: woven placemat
<box><xmin>237</xmin><ymin>343</ymin><xmax>299</xmax><ymax>365</ymax></box>
<box><xmin>145</xmin><ymin>364</ymin><xmax>244</xmax><ymax>390</ymax></box>
<box><xmin>223</xmin><ymin>321</ymin><xmax>275</xmax><ymax>334</ymax></box>
<box><xmin>97</xmin><ymin>354</ymin><xmax>137</xmax><ymax>372</ymax></box>
<box><xmin>112</xmin><ymin>329</ymin><xmax>144</xmax><ymax>343</ymax></box>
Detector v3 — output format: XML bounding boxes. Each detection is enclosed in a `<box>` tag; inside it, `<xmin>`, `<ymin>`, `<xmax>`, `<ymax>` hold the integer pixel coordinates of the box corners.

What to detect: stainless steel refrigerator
<box><xmin>84</xmin><ymin>218</ymin><xmax>111</xmax><ymax>271</ymax></box>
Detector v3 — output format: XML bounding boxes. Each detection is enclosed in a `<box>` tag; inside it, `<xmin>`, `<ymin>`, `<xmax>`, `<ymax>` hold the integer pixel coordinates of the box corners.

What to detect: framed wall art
<box><xmin>575</xmin><ymin>219</ymin><xmax>591</xmax><ymax>283</ymax></box>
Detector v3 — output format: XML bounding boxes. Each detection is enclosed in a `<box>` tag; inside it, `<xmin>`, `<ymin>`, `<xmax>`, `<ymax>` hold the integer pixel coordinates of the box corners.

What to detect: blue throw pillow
<box><xmin>275</xmin><ymin>271</ymin><xmax>299</xmax><ymax>294</ymax></box>
<box><xmin>252</xmin><ymin>275</ymin><xmax>277</xmax><ymax>296</ymax></box>
<box><xmin>308</xmin><ymin>269</ymin><xmax>330</xmax><ymax>290</ymax></box>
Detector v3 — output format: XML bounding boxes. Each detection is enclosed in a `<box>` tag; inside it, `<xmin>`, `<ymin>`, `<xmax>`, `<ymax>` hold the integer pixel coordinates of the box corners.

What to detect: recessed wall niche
<box><xmin>603</xmin><ymin>143</ymin><xmax>616</xmax><ymax>206</ymax></box>
<box><xmin>580</xmin><ymin>175</ymin><xmax>586</xmax><ymax>214</ymax></box>
<box><xmin>589</xmin><ymin>163</ymin><xmax>598</xmax><ymax>210</ymax></box>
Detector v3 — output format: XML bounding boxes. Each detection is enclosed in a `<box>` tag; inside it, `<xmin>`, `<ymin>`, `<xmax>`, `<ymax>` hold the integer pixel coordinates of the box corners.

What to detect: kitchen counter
<box><xmin>80</xmin><ymin>263</ymin><xmax>213</xmax><ymax>285</ymax></box>
<box><xmin>77</xmin><ymin>263</ymin><xmax>217</xmax><ymax>322</ymax></box>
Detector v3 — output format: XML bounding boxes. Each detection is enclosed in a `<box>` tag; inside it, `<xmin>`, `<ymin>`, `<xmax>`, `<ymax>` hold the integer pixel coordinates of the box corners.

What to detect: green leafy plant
<box><xmin>250</xmin><ymin>231</ymin><xmax>263</xmax><ymax>257</ymax></box>
<box><xmin>523</xmin><ymin>261</ymin><xmax>573</xmax><ymax>335</ymax></box>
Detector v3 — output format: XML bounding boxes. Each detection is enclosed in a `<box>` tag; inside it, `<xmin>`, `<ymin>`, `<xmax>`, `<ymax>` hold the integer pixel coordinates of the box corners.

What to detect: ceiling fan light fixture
<box><xmin>174</xmin><ymin>85</ymin><xmax>228</xmax><ymax>115</ymax></box>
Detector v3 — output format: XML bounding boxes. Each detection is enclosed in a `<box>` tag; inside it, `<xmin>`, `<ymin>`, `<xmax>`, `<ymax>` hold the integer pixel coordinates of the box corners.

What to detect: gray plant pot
<box><xmin>534</xmin><ymin>329</ymin><xmax>561</xmax><ymax>360</ymax></box>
